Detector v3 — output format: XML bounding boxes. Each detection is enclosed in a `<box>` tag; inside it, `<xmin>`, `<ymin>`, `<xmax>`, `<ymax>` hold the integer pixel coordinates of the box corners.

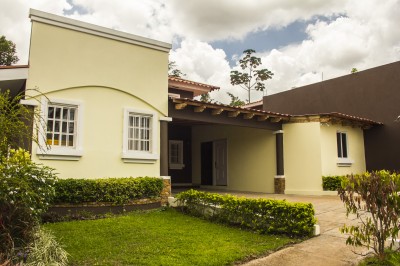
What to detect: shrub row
<box><xmin>322</xmin><ymin>175</ymin><xmax>345</xmax><ymax>191</ymax></box>
<box><xmin>53</xmin><ymin>177</ymin><xmax>164</xmax><ymax>205</ymax></box>
<box><xmin>175</xmin><ymin>190</ymin><xmax>316</xmax><ymax>236</ymax></box>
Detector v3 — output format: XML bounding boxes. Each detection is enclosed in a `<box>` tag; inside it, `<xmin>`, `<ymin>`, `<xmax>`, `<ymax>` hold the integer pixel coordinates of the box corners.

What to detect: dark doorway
<box><xmin>201</xmin><ymin>141</ymin><xmax>213</xmax><ymax>185</ymax></box>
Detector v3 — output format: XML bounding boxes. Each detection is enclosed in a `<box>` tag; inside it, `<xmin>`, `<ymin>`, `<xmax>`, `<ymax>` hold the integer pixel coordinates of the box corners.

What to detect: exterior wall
<box><xmin>26</xmin><ymin>15</ymin><xmax>170</xmax><ymax>179</ymax></box>
<box><xmin>30</xmin><ymin>87</ymin><xmax>161</xmax><ymax>178</ymax></box>
<box><xmin>264</xmin><ymin>61</ymin><xmax>400</xmax><ymax>171</ymax></box>
<box><xmin>283</xmin><ymin>122</ymin><xmax>323</xmax><ymax>194</ymax></box>
<box><xmin>320</xmin><ymin>124</ymin><xmax>366</xmax><ymax>176</ymax></box>
<box><xmin>191</xmin><ymin>125</ymin><xmax>276</xmax><ymax>193</ymax></box>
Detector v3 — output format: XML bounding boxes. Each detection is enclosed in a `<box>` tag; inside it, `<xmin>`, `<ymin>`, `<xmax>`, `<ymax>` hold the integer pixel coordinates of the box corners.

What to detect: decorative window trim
<box><xmin>122</xmin><ymin>107</ymin><xmax>159</xmax><ymax>163</ymax></box>
<box><xmin>36</xmin><ymin>97</ymin><xmax>84</xmax><ymax>160</ymax></box>
<box><xmin>169</xmin><ymin>140</ymin><xmax>184</xmax><ymax>170</ymax></box>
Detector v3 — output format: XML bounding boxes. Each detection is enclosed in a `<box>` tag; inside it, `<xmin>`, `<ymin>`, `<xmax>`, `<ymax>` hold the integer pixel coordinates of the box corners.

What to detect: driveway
<box><xmin>172</xmin><ymin>189</ymin><xmax>368</xmax><ymax>266</ymax></box>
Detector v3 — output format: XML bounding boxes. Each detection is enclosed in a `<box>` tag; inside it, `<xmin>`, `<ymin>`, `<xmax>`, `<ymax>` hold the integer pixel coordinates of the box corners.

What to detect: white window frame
<box><xmin>336</xmin><ymin>131</ymin><xmax>353</xmax><ymax>166</ymax></box>
<box><xmin>37</xmin><ymin>98</ymin><xmax>84</xmax><ymax>160</ymax></box>
<box><xmin>169</xmin><ymin>140</ymin><xmax>184</xmax><ymax>170</ymax></box>
<box><xmin>122</xmin><ymin>107</ymin><xmax>159</xmax><ymax>163</ymax></box>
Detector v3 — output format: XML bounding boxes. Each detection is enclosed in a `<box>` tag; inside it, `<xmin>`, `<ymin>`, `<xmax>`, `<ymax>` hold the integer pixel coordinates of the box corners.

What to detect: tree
<box><xmin>227</xmin><ymin>92</ymin><xmax>245</xmax><ymax>107</ymax></box>
<box><xmin>230</xmin><ymin>49</ymin><xmax>273</xmax><ymax>103</ymax></box>
<box><xmin>0</xmin><ymin>36</ymin><xmax>19</xmax><ymax>66</ymax></box>
<box><xmin>338</xmin><ymin>171</ymin><xmax>400</xmax><ymax>260</ymax></box>
<box><xmin>168</xmin><ymin>61</ymin><xmax>186</xmax><ymax>78</ymax></box>
<box><xmin>199</xmin><ymin>92</ymin><xmax>212</xmax><ymax>103</ymax></box>
<box><xmin>351</xmin><ymin>68</ymin><xmax>358</xmax><ymax>74</ymax></box>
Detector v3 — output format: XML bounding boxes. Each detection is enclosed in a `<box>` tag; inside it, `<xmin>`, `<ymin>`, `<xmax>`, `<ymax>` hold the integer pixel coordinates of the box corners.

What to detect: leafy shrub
<box><xmin>322</xmin><ymin>175</ymin><xmax>344</xmax><ymax>191</ymax></box>
<box><xmin>338</xmin><ymin>171</ymin><xmax>400</xmax><ymax>260</ymax></box>
<box><xmin>53</xmin><ymin>177</ymin><xmax>164</xmax><ymax>205</ymax></box>
<box><xmin>175</xmin><ymin>190</ymin><xmax>316</xmax><ymax>236</ymax></box>
<box><xmin>25</xmin><ymin>227</ymin><xmax>69</xmax><ymax>266</ymax></box>
<box><xmin>0</xmin><ymin>148</ymin><xmax>57</xmax><ymax>264</ymax></box>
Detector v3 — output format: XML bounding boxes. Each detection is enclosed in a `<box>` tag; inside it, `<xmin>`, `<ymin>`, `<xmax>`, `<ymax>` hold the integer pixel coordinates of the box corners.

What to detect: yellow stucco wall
<box><xmin>30</xmin><ymin>87</ymin><xmax>161</xmax><ymax>178</ymax></box>
<box><xmin>284</xmin><ymin>122</ymin><xmax>367</xmax><ymax>195</ymax></box>
<box><xmin>283</xmin><ymin>122</ymin><xmax>323</xmax><ymax>194</ymax></box>
<box><xmin>191</xmin><ymin>125</ymin><xmax>276</xmax><ymax>193</ymax></box>
<box><xmin>27</xmin><ymin>21</ymin><xmax>169</xmax><ymax>115</ymax></box>
<box><xmin>320</xmin><ymin>124</ymin><xmax>366</xmax><ymax>176</ymax></box>
<box><xmin>26</xmin><ymin>18</ymin><xmax>169</xmax><ymax>178</ymax></box>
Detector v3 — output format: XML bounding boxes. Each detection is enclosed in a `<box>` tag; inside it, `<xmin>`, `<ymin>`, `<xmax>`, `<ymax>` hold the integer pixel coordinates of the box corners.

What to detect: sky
<box><xmin>1</xmin><ymin>0</ymin><xmax>400</xmax><ymax>104</ymax></box>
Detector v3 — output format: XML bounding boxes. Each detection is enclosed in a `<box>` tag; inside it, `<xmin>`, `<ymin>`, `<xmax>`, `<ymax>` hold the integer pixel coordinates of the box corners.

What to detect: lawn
<box><xmin>44</xmin><ymin>208</ymin><xmax>296</xmax><ymax>266</ymax></box>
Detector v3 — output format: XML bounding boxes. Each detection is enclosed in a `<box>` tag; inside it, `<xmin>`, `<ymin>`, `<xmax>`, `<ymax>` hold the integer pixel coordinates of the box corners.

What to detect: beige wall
<box><xmin>283</xmin><ymin>122</ymin><xmax>323</xmax><ymax>194</ymax></box>
<box><xmin>27</xmin><ymin>18</ymin><xmax>169</xmax><ymax>179</ymax></box>
<box><xmin>320</xmin><ymin>124</ymin><xmax>366</xmax><ymax>176</ymax></box>
<box><xmin>27</xmin><ymin>21</ymin><xmax>169</xmax><ymax>115</ymax></box>
<box><xmin>30</xmin><ymin>87</ymin><xmax>161</xmax><ymax>178</ymax></box>
<box><xmin>192</xmin><ymin>125</ymin><xmax>276</xmax><ymax>193</ymax></box>
<box><xmin>284</xmin><ymin>122</ymin><xmax>367</xmax><ymax>195</ymax></box>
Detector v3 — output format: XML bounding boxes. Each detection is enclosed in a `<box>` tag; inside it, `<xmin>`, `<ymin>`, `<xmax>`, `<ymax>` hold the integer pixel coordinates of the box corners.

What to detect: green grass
<box><xmin>359</xmin><ymin>251</ymin><xmax>400</xmax><ymax>266</ymax></box>
<box><xmin>44</xmin><ymin>208</ymin><xmax>296</xmax><ymax>266</ymax></box>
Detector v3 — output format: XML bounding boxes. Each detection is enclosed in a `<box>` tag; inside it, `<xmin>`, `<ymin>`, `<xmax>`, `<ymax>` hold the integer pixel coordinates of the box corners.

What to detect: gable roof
<box><xmin>168</xmin><ymin>77</ymin><xmax>220</xmax><ymax>96</ymax></box>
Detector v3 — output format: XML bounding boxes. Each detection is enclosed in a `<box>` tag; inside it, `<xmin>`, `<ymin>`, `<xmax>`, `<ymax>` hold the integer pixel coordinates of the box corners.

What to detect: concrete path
<box><xmin>173</xmin><ymin>189</ymin><xmax>368</xmax><ymax>266</ymax></box>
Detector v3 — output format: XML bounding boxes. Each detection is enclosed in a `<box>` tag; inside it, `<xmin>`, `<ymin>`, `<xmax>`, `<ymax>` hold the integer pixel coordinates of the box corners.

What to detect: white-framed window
<box><xmin>337</xmin><ymin>132</ymin><xmax>348</xmax><ymax>158</ymax></box>
<box><xmin>169</xmin><ymin>140</ymin><xmax>184</xmax><ymax>169</ymax></box>
<box><xmin>37</xmin><ymin>98</ymin><xmax>83</xmax><ymax>160</ymax></box>
<box><xmin>122</xmin><ymin>108</ymin><xmax>158</xmax><ymax>163</ymax></box>
<box><xmin>336</xmin><ymin>131</ymin><xmax>353</xmax><ymax>166</ymax></box>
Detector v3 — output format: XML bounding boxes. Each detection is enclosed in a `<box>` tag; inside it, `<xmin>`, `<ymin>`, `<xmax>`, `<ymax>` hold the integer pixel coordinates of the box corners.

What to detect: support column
<box><xmin>160</xmin><ymin>117</ymin><xmax>172</xmax><ymax>177</ymax></box>
<box><xmin>274</xmin><ymin>130</ymin><xmax>285</xmax><ymax>194</ymax></box>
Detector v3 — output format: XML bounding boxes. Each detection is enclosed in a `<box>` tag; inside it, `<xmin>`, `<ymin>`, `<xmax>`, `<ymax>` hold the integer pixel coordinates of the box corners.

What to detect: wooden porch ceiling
<box><xmin>169</xmin><ymin>98</ymin><xmax>382</xmax><ymax>130</ymax></box>
<box><xmin>171</xmin><ymin>98</ymin><xmax>290</xmax><ymax>123</ymax></box>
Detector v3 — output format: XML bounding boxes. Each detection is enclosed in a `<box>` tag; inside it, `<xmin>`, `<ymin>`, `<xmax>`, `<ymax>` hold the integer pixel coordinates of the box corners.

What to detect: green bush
<box><xmin>0</xmin><ymin>148</ymin><xmax>57</xmax><ymax>264</ymax></box>
<box><xmin>322</xmin><ymin>175</ymin><xmax>344</xmax><ymax>191</ymax></box>
<box><xmin>175</xmin><ymin>190</ymin><xmax>316</xmax><ymax>236</ymax></box>
<box><xmin>53</xmin><ymin>177</ymin><xmax>164</xmax><ymax>205</ymax></box>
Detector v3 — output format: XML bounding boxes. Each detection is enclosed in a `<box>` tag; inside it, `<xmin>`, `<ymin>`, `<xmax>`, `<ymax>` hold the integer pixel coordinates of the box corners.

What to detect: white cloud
<box><xmin>1</xmin><ymin>0</ymin><xmax>399</xmax><ymax>105</ymax></box>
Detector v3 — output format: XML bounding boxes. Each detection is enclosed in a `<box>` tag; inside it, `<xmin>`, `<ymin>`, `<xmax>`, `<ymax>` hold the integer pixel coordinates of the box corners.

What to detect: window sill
<box><xmin>169</xmin><ymin>163</ymin><xmax>185</xmax><ymax>170</ymax></box>
<box><xmin>121</xmin><ymin>152</ymin><xmax>159</xmax><ymax>164</ymax></box>
<box><xmin>337</xmin><ymin>158</ymin><xmax>354</xmax><ymax>167</ymax></box>
<box><xmin>36</xmin><ymin>148</ymin><xmax>83</xmax><ymax>161</ymax></box>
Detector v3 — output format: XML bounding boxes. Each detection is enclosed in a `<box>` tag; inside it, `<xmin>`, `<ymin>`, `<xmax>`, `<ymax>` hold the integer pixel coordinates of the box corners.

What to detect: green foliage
<box><xmin>168</xmin><ymin>61</ymin><xmax>186</xmax><ymax>78</ymax></box>
<box><xmin>322</xmin><ymin>175</ymin><xmax>345</xmax><ymax>191</ymax></box>
<box><xmin>230</xmin><ymin>49</ymin><xmax>274</xmax><ymax>103</ymax></box>
<box><xmin>175</xmin><ymin>190</ymin><xmax>316</xmax><ymax>236</ymax></box>
<box><xmin>45</xmin><ymin>208</ymin><xmax>294</xmax><ymax>265</ymax></box>
<box><xmin>52</xmin><ymin>177</ymin><xmax>164</xmax><ymax>205</ymax></box>
<box><xmin>0</xmin><ymin>148</ymin><xmax>57</xmax><ymax>264</ymax></box>
<box><xmin>227</xmin><ymin>92</ymin><xmax>245</xmax><ymax>107</ymax></box>
<box><xmin>351</xmin><ymin>68</ymin><xmax>358</xmax><ymax>73</ymax></box>
<box><xmin>200</xmin><ymin>92</ymin><xmax>212</xmax><ymax>103</ymax></box>
<box><xmin>25</xmin><ymin>227</ymin><xmax>69</xmax><ymax>266</ymax></box>
<box><xmin>338</xmin><ymin>171</ymin><xmax>400</xmax><ymax>260</ymax></box>
<box><xmin>0</xmin><ymin>35</ymin><xmax>19</xmax><ymax>66</ymax></box>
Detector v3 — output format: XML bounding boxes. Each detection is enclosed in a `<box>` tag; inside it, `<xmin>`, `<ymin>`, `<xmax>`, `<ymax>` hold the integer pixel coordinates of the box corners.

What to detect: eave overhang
<box><xmin>168</xmin><ymin>77</ymin><xmax>220</xmax><ymax>97</ymax></box>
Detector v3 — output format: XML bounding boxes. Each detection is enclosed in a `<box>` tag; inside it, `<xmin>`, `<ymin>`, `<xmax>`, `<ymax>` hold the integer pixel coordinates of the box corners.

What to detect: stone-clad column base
<box><xmin>274</xmin><ymin>176</ymin><xmax>285</xmax><ymax>194</ymax></box>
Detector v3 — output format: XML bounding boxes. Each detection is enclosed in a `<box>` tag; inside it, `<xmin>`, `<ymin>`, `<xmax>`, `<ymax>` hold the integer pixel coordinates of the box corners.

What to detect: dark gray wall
<box><xmin>264</xmin><ymin>61</ymin><xmax>400</xmax><ymax>171</ymax></box>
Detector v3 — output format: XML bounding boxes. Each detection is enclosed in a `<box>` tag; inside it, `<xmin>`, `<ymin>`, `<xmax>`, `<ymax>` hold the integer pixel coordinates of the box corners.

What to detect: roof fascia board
<box><xmin>0</xmin><ymin>67</ymin><xmax>29</xmax><ymax>81</ymax></box>
<box><xmin>29</xmin><ymin>9</ymin><xmax>172</xmax><ymax>53</ymax></box>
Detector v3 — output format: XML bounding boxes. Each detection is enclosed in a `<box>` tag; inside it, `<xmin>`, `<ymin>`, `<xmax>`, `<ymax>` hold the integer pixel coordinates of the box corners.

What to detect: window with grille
<box><xmin>169</xmin><ymin>140</ymin><xmax>184</xmax><ymax>169</ymax></box>
<box><xmin>46</xmin><ymin>104</ymin><xmax>77</xmax><ymax>147</ymax></box>
<box><xmin>127</xmin><ymin>113</ymin><xmax>152</xmax><ymax>152</ymax></box>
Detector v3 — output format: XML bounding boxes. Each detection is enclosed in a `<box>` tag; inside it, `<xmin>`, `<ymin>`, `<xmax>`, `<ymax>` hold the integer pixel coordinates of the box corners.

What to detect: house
<box><xmin>263</xmin><ymin>61</ymin><xmax>400</xmax><ymax>172</ymax></box>
<box><xmin>0</xmin><ymin>10</ymin><xmax>382</xmax><ymax>195</ymax></box>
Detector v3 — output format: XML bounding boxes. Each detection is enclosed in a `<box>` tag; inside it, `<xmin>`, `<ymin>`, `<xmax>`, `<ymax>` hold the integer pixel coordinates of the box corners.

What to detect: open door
<box><xmin>214</xmin><ymin>139</ymin><xmax>227</xmax><ymax>186</ymax></box>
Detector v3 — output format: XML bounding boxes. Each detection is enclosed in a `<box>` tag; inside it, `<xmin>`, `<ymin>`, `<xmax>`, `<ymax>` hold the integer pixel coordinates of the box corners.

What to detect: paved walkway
<box><xmin>173</xmin><ymin>189</ymin><xmax>368</xmax><ymax>266</ymax></box>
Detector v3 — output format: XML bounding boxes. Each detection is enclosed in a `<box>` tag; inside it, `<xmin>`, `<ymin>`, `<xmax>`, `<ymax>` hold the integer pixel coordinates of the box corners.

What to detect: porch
<box><xmin>160</xmin><ymin>98</ymin><xmax>288</xmax><ymax>194</ymax></box>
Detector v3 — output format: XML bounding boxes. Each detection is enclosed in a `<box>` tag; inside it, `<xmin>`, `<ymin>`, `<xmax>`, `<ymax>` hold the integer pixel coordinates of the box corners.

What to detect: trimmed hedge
<box><xmin>322</xmin><ymin>175</ymin><xmax>345</xmax><ymax>191</ymax></box>
<box><xmin>175</xmin><ymin>190</ymin><xmax>316</xmax><ymax>236</ymax></box>
<box><xmin>53</xmin><ymin>177</ymin><xmax>164</xmax><ymax>205</ymax></box>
